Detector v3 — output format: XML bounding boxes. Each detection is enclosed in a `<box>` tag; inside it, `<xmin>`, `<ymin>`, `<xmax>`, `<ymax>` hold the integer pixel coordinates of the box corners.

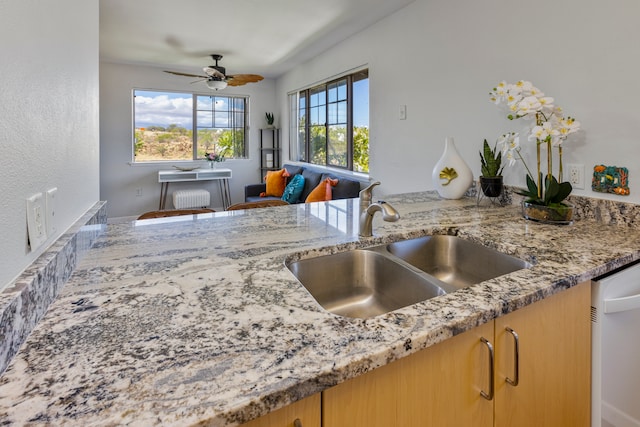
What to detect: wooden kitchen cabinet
<box><xmin>323</xmin><ymin>281</ymin><xmax>591</xmax><ymax>426</ymax></box>
<box><xmin>323</xmin><ymin>321</ymin><xmax>494</xmax><ymax>427</ymax></box>
<box><xmin>241</xmin><ymin>393</ymin><xmax>320</xmax><ymax>427</ymax></box>
<box><xmin>494</xmin><ymin>281</ymin><xmax>591</xmax><ymax>426</ymax></box>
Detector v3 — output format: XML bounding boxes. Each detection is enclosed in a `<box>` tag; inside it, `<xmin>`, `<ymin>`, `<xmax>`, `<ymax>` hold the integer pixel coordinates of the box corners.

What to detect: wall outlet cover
<box><xmin>46</xmin><ymin>187</ymin><xmax>57</xmax><ymax>235</ymax></box>
<box><xmin>26</xmin><ymin>193</ymin><xmax>47</xmax><ymax>251</ymax></box>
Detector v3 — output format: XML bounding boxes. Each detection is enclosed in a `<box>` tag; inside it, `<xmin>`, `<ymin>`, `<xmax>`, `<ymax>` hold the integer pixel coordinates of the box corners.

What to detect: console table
<box><xmin>158</xmin><ymin>168</ymin><xmax>232</xmax><ymax>210</ymax></box>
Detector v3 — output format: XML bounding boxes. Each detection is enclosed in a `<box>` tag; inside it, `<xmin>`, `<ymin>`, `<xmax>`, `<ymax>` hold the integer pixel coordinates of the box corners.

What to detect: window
<box><xmin>133</xmin><ymin>90</ymin><xmax>248</xmax><ymax>162</ymax></box>
<box><xmin>291</xmin><ymin>69</ymin><xmax>369</xmax><ymax>172</ymax></box>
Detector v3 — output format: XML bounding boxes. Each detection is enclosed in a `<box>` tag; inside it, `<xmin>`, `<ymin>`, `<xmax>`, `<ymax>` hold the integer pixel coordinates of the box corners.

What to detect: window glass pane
<box><xmin>197</xmin><ymin>96</ymin><xmax>212</xmax><ymax>109</ymax></box>
<box><xmin>337</xmin><ymin>80</ymin><xmax>347</xmax><ymax>100</ymax></box>
<box><xmin>337</xmin><ymin>101</ymin><xmax>347</xmax><ymax>124</ymax></box>
<box><xmin>197</xmin><ymin>129</ymin><xmax>218</xmax><ymax>155</ymax></box>
<box><xmin>234</xmin><ymin>112</ymin><xmax>245</xmax><ymax>127</ymax></box>
<box><xmin>297</xmin><ymin>127</ymin><xmax>306</xmax><ymax>162</ymax></box>
<box><xmin>353</xmin><ymin>71</ymin><xmax>369</xmax><ymax>173</ymax></box>
<box><xmin>328</xmin><ymin>103</ymin><xmax>337</xmax><ymax>124</ymax></box>
<box><xmin>310</xmin><ymin>91</ymin><xmax>319</xmax><ymax>106</ymax></box>
<box><xmin>213</xmin><ymin>97</ymin><xmax>228</xmax><ymax>109</ymax></box>
<box><xmin>197</xmin><ymin>111</ymin><xmax>213</xmax><ymax>128</ymax></box>
<box><xmin>310</xmin><ymin>86</ymin><xmax>325</xmax><ymax>106</ymax></box>
<box><xmin>328</xmin><ymin>83</ymin><xmax>337</xmax><ymax>103</ymax></box>
<box><xmin>328</xmin><ymin>125</ymin><xmax>347</xmax><ymax>167</ymax></box>
<box><xmin>309</xmin><ymin>125</ymin><xmax>326</xmax><ymax>165</ymax></box>
<box><xmin>133</xmin><ymin>90</ymin><xmax>193</xmax><ymax>161</ymax></box>
<box><xmin>214</xmin><ymin>111</ymin><xmax>229</xmax><ymax>127</ymax></box>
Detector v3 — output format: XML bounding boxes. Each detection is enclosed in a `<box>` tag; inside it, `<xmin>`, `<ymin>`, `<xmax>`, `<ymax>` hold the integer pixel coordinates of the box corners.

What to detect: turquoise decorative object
<box><xmin>592</xmin><ymin>165</ymin><xmax>630</xmax><ymax>196</ymax></box>
<box><xmin>281</xmin><ymin>174</ymin><xmax>305</xmax><ymax>203</ymax></box>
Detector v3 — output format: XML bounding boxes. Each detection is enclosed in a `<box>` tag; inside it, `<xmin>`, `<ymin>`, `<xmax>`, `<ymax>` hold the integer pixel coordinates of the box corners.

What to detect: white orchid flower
<box><xmin>497</xmin><ymin>132</ymin><xmax>520</xmax><ymax>161</ymax></box>
<box><xmin>530</xmin><ymin>122</ymin><xmax>560</xmax><ymax>142</ymax></box>
<box><xmin>490</xmin><ymin>81</ymin><xmax>510</xmax><ymax>104</ymax></box>
<box><xmin>504</xmin><ymin>150</ymin><xmax>518</xmax><ymax>167</ymax></box>
<box><xmin>537</xmin><ymin>96</ymin><xmax>555</xmax><ymax>112</ymax></box>
<box><xmin>516</xmin><ymin>96</ymin><xmax>542</xmax><ymax>117</ymax></box>
<box><xmin>515</xmin><ymin>80</ymin><xmax>532</xmax><ymax>90</ymax></box>
<box><xmin>559</xmin><ymin>117</ymin><xmax>581</xmax><ymax>135</ymax></box>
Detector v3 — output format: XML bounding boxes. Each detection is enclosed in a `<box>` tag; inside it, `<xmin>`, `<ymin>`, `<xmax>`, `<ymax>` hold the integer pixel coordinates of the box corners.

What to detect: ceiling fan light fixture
<box><xmin>206</xmin><ymin>80</ymin><xmax>227</xmax><ymax>90</ymax></box>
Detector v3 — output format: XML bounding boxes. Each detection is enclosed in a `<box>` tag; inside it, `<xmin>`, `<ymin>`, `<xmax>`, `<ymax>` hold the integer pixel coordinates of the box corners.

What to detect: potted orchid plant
<box><xmin>489</xmin><ymin>80</ymin><xmax>581</xmax><ymax>223</ymax></box>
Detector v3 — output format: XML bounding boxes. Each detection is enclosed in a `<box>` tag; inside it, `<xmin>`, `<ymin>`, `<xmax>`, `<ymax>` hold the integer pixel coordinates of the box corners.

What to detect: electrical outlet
<box><xmin>46</xmin><ymin>187</ymin><xmax>57</xmax><ymax>235</ymax></box>
<box><xmin>567</xmin><ymin>163</ymin><xmax>584</xmax><ymax>190</ymax></box>
<box><xmin>135</xmin><ymin>187</ymin><xmax>143</xmax><ymax>197</ymax></box>
<box><xmin>26</xmin><ymin>193</ymin><xmax>47</xmax><ymax>251</ymax></box>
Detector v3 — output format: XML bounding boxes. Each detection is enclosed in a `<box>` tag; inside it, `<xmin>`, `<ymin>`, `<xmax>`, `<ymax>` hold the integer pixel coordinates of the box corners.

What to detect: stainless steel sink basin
<box><xmin>386</xmin><ymin>235</ymin><xmax>531</xmax><ymax>290</ymax></box>
<box><xmin>287</xmin><ymin>235</ymin><xmax>532</xmax><ymax>319</ymax></box>
<box><xmin>286</xmin><ymin>249</ymin><xmax>447</xmax><ymax>318</ymax></box>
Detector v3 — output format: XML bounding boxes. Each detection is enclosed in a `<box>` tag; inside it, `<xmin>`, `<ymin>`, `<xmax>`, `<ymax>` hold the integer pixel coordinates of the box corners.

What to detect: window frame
<box><xmin>292</xmin><ymin>69</ymin><xmax>368</xmax><ymax>172</ymax></box>
<box><xmin>132</xmin><ymin>88</ymin><xmax>250</xmax><ymax>163</ymax></box>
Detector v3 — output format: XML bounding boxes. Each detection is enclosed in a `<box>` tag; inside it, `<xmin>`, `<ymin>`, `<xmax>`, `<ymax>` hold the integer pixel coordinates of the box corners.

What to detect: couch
<box><xmin>244</xmin><ymin>163</ymin><xmax>368</xmax><ymax>203</ymax></box>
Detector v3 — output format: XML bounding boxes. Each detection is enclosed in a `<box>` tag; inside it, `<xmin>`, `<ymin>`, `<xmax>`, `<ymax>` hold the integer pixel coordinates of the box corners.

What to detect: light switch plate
<box><xmin>46</xmin><ymin>187</ymin><xmax>57</xmax><ymax>235</ymax></box>
<box><xmin>399</xmin><ymin>105</ymin><xmax>407</xmax><ymax>120</ymax></box>
<box><xmin>27</xmin><ymin>193</ymin><xmax>47</xmax><ymax>251</ymax></box>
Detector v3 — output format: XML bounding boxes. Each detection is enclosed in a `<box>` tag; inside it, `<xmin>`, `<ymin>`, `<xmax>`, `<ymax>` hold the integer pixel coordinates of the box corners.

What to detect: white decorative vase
<box><xmin>431</xmin><ymin>137</ymin><xmax>473</xmax><ymax>199</ymax></box>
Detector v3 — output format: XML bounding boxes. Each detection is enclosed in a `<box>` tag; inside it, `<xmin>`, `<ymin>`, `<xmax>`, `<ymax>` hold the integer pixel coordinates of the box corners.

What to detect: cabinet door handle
<box><xmin>480</xmin><ymin>337</ymin><xmax>494</xmax><ymax>400</ymax></box>
<box><xmin>294</xmin><ymin>418</ymin><xmax>303</xmax><ymax>427</ymax></box>
<box><xmin>505</xmin><ymin>327</ymin><xmax>520</xmax><ymax>386</ymax></box>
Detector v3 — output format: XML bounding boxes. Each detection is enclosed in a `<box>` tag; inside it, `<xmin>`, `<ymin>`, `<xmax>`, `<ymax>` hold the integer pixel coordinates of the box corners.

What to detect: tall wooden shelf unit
<box><xmin>260</xmin><ymin>128</ymin><xmax>280</xmax><ymax>182</ymax></box>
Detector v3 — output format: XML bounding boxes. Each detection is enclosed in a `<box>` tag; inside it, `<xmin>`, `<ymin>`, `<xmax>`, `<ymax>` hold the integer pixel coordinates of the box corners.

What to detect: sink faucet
<box><xmin>359</xmin><ymin>181</ymin><xmax>380</xmax><ymax>211</ymax></box>
<box><xmin>359</xmin><ymin>182</ymin><xmax>400</xmax><ymax>237</ymax></box>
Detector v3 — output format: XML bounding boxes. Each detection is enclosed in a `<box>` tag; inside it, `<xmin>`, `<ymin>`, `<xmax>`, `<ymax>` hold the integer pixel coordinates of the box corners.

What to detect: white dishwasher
<box><xmin>592</xmin><ymin>261</ymin><xmax>640</xmax><ymax>427</ymax></box>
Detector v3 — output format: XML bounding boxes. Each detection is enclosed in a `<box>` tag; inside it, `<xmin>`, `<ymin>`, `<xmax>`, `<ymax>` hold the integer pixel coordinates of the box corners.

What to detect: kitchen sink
<box><xmin>286</xmin><ymin>249</ymin><xmax>447</xmax><ymax>319</ymax></box>
<box><xmin>386</xmin><ymin>235</ymin><xmax>532</xmax><ymax>290</ymax></box>
<box><xmin>287</xmin><ymin>235</ymin><xmax>532</xmax><ymax>319</ymax></box>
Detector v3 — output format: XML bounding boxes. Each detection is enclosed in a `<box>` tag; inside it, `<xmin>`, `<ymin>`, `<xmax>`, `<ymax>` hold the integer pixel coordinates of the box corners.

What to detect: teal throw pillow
<box><xmin>281</xmin><ymin>174</ymin><xmax>305</xmax><ymax>203</ymax></box>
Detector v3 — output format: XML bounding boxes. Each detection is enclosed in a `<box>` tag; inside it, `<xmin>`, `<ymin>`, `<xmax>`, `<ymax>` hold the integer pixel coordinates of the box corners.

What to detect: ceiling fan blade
<box><xmin>164</xmin><ymin>70</ymin><xmax>209</xmax><ymax>79</ymax></box>
<box><xmin>226</xmin><ymin>74</ymin><xmax>265</xmax><ymax>86</ymax></box>
<box><xmin>203</xmin><ymin>67</ymin><xmax>225</xmax><ymax>79</ymax></box>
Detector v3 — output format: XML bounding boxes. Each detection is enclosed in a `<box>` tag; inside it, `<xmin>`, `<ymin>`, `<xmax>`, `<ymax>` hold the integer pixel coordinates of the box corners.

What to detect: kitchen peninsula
<box><xmin>1</xmin><ymin>191</ymin><xmax>639</xmax><ymax>426</ymax></box>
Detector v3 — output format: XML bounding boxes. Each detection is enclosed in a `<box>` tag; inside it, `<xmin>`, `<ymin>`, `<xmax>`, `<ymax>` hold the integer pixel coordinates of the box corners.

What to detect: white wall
<box><xmin>0</xmin><ymin>0</ymin><xmax>100</xmax><ymax>289</ymax></box>
<box><xmin>277</xmin><ymin>0</ymin><xmax>640</xmax><ymax>204</ymax></box>
<box><xmin>100</xmin><ymin>62</ymin><xmax>277</xmax><ymax>218</ymax></box>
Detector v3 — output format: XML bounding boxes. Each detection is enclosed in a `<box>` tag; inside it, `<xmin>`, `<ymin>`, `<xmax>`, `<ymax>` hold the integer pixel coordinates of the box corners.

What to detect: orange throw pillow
<box><xmin>261</xmin><ymin>169</ymin><xmax>290</xmax><ymax>197</ymax></box>
<box><xmin>305</xmin><ymin>177</ymin><xmax>339</xmax><ymax>202</ymax></box>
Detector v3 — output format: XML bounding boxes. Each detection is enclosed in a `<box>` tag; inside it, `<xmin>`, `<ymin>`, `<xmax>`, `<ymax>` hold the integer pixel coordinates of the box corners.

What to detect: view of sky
<box><xmin>134</xmin><ymin>81</ymin><xmax>370</xmax><ymax>129</ymax></box>
<box><xmin>134</xmin><ymin>91</ymin><xmax>193</xmax><ymax>129</ymax></box>
<box><xmin>353</xmin><ymin>78</ymin><xmax>369</xmax><ymax>127</ymax></box>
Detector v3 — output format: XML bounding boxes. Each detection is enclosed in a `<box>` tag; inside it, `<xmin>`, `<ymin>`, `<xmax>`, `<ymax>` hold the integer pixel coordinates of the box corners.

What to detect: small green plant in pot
<box><xmin>265</xmin><ymin>112</ymin><xmax>275</xmax><ymax>127</ymax></box>
<box><xmin>479</xmin><ymin>139</ymin><xmax>504</xmax><ymax>197</ymax></box>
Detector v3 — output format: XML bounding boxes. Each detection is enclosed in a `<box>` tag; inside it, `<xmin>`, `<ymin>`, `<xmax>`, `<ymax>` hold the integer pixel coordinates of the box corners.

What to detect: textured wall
<box><xmin>0</xmin><ymin>0</ymin><xmax>100</xmax><ymax>289</ymax></box>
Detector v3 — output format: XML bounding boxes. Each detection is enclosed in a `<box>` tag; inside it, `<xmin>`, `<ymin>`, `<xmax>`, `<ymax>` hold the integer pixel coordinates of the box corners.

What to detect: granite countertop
<box><xmin>1</xmin><ymin>192</ymin><xmax>640</xmax><ymax>426</ymax></box>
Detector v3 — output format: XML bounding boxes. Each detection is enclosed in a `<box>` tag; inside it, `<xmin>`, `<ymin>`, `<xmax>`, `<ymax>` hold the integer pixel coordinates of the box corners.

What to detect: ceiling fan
<box><xmin>164</xmin><ymin>54</ymin><xmax>264</xmax><ymax>90</ymax></box>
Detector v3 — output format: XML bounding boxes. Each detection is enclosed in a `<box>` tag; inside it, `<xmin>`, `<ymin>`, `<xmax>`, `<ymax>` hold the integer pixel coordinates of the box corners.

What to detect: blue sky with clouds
<box><xmin>134</xmin><ymin>84</ymin><xmax>369</xmax><ymax>129</ymax></box>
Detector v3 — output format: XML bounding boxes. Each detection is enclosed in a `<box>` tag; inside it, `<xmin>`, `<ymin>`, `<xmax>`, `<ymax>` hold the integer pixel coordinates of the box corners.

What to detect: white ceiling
<box><xmin>99</xmin><ymin>0</ymin><xmax>415</xmax><ymax>79</ymax></box>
